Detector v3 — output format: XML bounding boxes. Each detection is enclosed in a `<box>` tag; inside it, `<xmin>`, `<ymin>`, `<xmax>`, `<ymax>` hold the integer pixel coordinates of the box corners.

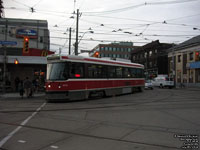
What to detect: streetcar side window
<box><xmin>87</xmin><ymin>64</ymin><xmax>107</xmax><ymax>78</ymax></box>
<box><xmin>116</xmin><ymin>67</ymin><xmax>122</xmax><ymax>78</ymax></box>
<box><xmin>69</xmin><ymin>63</ymin><xmax>84</xmax><ymax>78</ymax></box>
<box><xmin>99</xmin><ymin>65</ymin><xmax>107</xmax><ymax>78</ymax></box>
<box><xmin>88</xmin><ymin>64</ymin><xmax>98</xmax><ymax>78</ymax></box>
<box><xmin>136</xmin><ymin>68</ymin><xmax>144</xmax><ymax>78</ymax></box>
<box><xmin>108</xmin><ymin>66</ymin><xmax>116</xmax><ymax>78</ymax></box>
<box><xmin>123</xmin><ymin>67</ymin><xmax>131</xmax><ymax>78</ymax></box>
<box><xmin>130</xmin><ymin>68</ymin><xmax>137</xmax><ymax>78</ymax></box>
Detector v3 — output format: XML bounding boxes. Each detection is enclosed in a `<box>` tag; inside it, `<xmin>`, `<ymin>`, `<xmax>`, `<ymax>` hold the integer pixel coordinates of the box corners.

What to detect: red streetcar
<box><xmin>45</xmin><ymin>55</ymin><xmax>145</xmax><ymax>102</ymax></box>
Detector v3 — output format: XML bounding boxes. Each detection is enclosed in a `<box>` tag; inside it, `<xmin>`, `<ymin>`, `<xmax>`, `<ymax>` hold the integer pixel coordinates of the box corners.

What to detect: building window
<box><xmin>132</xmin><ymin>55</ymin><xmax>136</xmax><ymax>61</ymax></box>
<box><xmin>113</xmin><ymin>47</ymin><xmax>116</xmax><ymax>51</ymax></box>
<box><xmin>149</xmin><ymin>62</ymin><xmax>152</xmax><ymax>67</ymax></box>
<box><xmin>189</xmin><ymin>52</ymin><xmax>193</xmax><ymax>61</ymax></box>
<box><xmin>154</xmin><ymin>60</ymin><xmax>157</xmax><ymax>66</ymax></box>
<box><xmin>40</xmin><ymin>37</ymin><xmax>43</xmax><ymax>43</ymax></box>
<box><xmin>144</xmin><ymin>52</ymin><xmax>147</xmax><ymax>58</ymax></box>
<box><xmin>178</xmin><ymin>55</ymin><xmax>181</xmax><ymax>63</ymax></box>
<box><xmin>149</xmin><ymin>51</ymin><xmax>152</xmax><ymax>57</ymax></box>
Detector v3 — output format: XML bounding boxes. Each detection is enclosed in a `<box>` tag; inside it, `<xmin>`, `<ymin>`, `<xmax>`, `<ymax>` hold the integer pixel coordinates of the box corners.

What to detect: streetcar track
<box><xmin>0</xmin><ymin>121</ymin><xmax>180</xmax><ymax>150</ymax></box>
<box><xmin>160</xmin><ymin>110</ymin><xmax>200</xmax><ymax>127</ymax></box>
<box><xmin>22</xmin><ymin>107</ymin><xmax>200</xmax><ymax>136</ymax></box>
<box><xmin>0</xmin><ymin>90</ymin><xmax>172</xmax><ymax>113</ymax></box>
<box><xmin>0</xmin><ymin>89</ymin><xmax>199</xmax><ymax>149</ymax></box>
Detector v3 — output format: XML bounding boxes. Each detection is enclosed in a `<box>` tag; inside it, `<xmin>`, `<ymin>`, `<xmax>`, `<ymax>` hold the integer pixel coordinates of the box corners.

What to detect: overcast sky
<box><xmin>4</xmin><ymin>0</ymin><xmax>200</xmax><ymax>54</ymax></box>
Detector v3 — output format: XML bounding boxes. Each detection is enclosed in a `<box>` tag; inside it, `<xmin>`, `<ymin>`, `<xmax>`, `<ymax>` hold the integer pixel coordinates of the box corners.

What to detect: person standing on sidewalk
<box><xmin>24</xmin><ymin>77</ymin><xmax>32</xmax><ymax>98</ymax></box>
<box><xmin>14</xmin><ymin>77</ymin><xmax>20</xmax><ymax>92</ymax></box>
<box><xmin>19</xmin><ymin>80</ymin><xmax>24</xmax><ymax>98</ymax></box>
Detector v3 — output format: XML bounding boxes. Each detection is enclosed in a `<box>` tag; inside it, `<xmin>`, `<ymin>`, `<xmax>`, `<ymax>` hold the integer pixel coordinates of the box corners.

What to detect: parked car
<box><xmin>145</xmin><ymin>80</ymin><xmax>153</xmax><ymax>90</ymax></box>
<box><xmin>152</xmin><ymin>75</ymin><xmax>174</xmax><ymax>89</ymax></box>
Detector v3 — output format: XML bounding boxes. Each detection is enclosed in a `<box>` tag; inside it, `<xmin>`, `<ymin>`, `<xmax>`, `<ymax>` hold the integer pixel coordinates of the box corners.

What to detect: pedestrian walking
<box><xmin>19</xmin><ymin>80</ymin><xmax>24</xmax><ymax>98</ymax></box>
<box><xmin>24</xmin><ymin>77</ymin><xmax>32</xmax><ymax>98</ymax></box>
<box><xmin>15</xmin><ymin>77</ymin><xmax>20</xmax><ymax>92</ymax></box>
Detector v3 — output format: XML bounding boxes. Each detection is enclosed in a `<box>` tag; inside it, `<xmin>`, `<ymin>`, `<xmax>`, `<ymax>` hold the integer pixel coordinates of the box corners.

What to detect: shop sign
<box><xmin>16</xmin><ymin>29</ymin><xmax>37</xmax><ymax>38</ymax></box>
<box><xmin>189</xmin><ymin>62</ymin><xmax>200</xmax><ymax>69</ymax></box>
<box><xmin>0</xmin><ymin>41</ymin><xmax>17</xmax><ymax>45</ymax></box>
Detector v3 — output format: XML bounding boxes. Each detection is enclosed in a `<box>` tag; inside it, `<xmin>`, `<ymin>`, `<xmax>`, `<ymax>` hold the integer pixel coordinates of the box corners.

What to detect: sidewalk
<box><xmin>175</xmin><ymin>86</ymin><xmax>200</xmax><ymax>91</ymax></box>
<box><xmin>0</xmin><ymin>92</ymin><xmax>45</xmax><ymax>100</ymax></box>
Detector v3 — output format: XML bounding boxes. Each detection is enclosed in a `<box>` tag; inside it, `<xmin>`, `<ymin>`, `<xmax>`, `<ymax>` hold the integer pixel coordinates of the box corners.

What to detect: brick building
<box><xmin>131</xmin><ymin>40</ymin><xmax>174</xmax><ymax>79</ymax></box>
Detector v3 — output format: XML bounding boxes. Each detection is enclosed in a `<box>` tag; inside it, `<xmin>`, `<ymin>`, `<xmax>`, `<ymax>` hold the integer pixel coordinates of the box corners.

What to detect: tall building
<box><xmin>89</xmin><ymin>42</ymin><xmax>137</xmax><ymax>60</ymax></box>
<box><xmin>0</xmin><ymin>18</ymin><xmax>53</xmax><ymax>92</ymax></box>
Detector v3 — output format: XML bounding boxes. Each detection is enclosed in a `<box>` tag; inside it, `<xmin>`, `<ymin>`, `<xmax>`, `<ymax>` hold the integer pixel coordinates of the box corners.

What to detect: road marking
<box><xmin>18</xmin><ymin>140</ymin><xmax>26</xmax><ymax>143</ymax></box>
<box><xmin>50</xmin><ymin>145</ymin><xmax>59</xmax><ymax>149</ymax></box>
<box><xmin>0</xmin><ymin>102</ymin><xmax>46</xmax><ymax>148</ymax></box>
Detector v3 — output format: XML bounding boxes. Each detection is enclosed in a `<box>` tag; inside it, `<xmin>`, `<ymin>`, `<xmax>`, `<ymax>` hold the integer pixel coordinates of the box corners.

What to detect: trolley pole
<box><xmin>74</xmin><ymin>9</ymin><xmax>79</xmax><ymax>55</ymax></box>
<box><xmin>69</xmin><ymin>27</ymin><xmax>71</xmax><ymax>55</ymax></box>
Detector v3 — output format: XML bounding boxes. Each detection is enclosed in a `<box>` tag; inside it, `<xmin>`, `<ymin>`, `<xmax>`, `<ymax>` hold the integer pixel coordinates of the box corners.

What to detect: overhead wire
<box><xmin>82</xmin><ymin>0</ymin><xmax>200</xmax><ymax>15</ymax></box>
<box><xmin>5</xmin><ymin>0</ymin><xmax>200</xmax><ymax>51</ymax></box>
<box><xmin>32</xmin><ymin>0</ymin><xmax>44</xmax><ymax>8</ymax></box>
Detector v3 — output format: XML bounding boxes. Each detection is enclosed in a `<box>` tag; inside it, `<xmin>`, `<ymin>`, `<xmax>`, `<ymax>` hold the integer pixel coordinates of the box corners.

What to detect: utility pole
<box><xmin>69</xmin><ymin>27</ymin><xmax>71</xmax><ymax>55</ymax></box>
<box><xmin>74</xmin><ymin>9</ymin><xmax>79</xmax><ymax>55</ymax></box>
<box><xmin>3</xmin><ymin>19</ymin><xmax>8</xmax><ymax>93</ymax></box>
<box><xmin>172</xmin><ymin>48</ymin><xmax>176</xmax><ymax>88</ymax></box>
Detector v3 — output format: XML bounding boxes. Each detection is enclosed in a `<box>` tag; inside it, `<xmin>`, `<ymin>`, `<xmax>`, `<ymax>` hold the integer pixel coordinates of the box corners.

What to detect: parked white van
<box><xmin>152</xmin><ymin>75</ymin><xmax>174</xmax><ymax>88</ymax></box>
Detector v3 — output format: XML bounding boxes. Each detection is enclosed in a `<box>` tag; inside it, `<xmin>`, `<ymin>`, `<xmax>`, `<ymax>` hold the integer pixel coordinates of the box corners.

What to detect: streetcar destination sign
<box><xmin>0</xmin><ymin>41</ymin><xmax>17</xmax><ymax>45</ymax></box>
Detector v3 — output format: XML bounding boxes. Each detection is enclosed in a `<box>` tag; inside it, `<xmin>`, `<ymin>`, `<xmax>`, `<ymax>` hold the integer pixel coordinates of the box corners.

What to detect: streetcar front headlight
<box><xmin>48</xmin><ymin>84</ymin><xmax>51</xmax><ymax>88</ymax></box>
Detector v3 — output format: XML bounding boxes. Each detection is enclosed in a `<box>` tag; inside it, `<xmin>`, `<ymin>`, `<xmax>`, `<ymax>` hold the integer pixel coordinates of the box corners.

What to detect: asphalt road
<box><xmin>0</xmin><ymin>88</ymin><xmax>200</xmax><ymax>150</ymax></box>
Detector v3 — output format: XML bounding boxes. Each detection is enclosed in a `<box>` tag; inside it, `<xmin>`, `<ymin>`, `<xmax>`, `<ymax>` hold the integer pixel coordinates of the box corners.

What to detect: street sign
<box><xmin>0</xmin><ymin>41</ymin><xmax>17</xmax><ymax>45</ymax></box>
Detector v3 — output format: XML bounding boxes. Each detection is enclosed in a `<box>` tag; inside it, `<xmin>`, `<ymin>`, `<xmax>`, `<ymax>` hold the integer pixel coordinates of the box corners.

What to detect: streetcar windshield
<box><xmin>47</xmin><ymin>62</ymin><xmax>68</xmax><ymax>80</ymax></box>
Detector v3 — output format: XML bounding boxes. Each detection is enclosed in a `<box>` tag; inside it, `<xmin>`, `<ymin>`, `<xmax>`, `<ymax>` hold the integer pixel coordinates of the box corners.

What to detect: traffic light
<box><xmin>94</xmin><ymin>52</ymin><xmax>99</xmax><ymax>58</ymax></box>
<box><xmin>195</xmin><ymin>51</ymin><xmax>199</xmax><ymax>61</ymax></box>
<box><xmin>14</xmin><ymin>59</ymin><xmax>19</xmax><ymax>65</ymax></box>
<box><xmin>23</xmin><ymin>37</ymin><xmax>29</xmax><ymax>53</ymax></box>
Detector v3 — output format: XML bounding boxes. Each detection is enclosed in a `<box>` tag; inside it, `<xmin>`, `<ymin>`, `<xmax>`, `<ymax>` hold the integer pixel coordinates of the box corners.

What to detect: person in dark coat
<box><xmin>15</xmin><ymin>77</ymin><xmax>20</xmax><ymax>92</ymax></box>
<box><xmin>24</xmin><ymin>77</ymin><xmax>32</xmax><ymax>98</ymax></box>
<box><xmin>19</xmin><ymin>80</ymin><xmax>24</xmax><ymax>98</ymax></box>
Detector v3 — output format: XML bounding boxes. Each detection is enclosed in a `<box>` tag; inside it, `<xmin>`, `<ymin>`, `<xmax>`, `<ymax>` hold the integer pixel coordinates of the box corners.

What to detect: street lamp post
<box><xmin>78</xmin><ymin>30</ymin><xmax>94</xmax><ymax>44</ymax></box>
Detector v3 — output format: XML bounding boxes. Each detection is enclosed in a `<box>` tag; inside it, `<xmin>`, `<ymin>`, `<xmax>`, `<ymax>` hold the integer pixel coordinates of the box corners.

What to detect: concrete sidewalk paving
<box><xmin>0</xmin><ymin>92</ymin><xmax>45</xmax><ymax>100</ymax></box>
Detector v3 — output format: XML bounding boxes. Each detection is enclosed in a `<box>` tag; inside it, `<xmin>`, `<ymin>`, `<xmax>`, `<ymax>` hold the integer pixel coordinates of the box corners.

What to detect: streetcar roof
<box><xmin>47</xmin><ymin>54</ymin><xmax>144</xmax><ymax>68</ymax></box>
